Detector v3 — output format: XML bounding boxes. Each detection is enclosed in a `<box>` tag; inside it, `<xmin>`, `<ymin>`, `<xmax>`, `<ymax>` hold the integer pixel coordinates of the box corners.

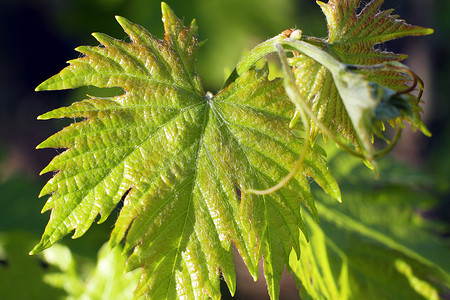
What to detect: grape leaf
<box><xmin>292</xmin><ymin>0</ymin><xmax>433</xmax><ymax>150</ymax></box>
<box><xmin>290</xmin><ymin>150</ymin><xmax>450</xmax><ymax>299</ymax></box>
<box><xmin>32</xmin><ymin>3</ymin><xmax>340</xmax><ymax>299</ymax></box>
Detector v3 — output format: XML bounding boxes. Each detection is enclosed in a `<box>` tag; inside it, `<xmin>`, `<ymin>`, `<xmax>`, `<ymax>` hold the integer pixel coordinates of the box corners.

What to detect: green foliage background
<box><xmin>0</xmin><ymin>0</ymin><xmax>449</xmax><ymax>299</ymax></box>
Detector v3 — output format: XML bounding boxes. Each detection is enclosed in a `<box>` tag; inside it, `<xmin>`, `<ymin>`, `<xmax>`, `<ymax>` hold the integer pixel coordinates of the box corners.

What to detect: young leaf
<box><xmin>291</xmin><ymin>0</ymin><xmax>433</xmax><ymax>151</ymax></box>
<box><xmin>33</xmin><ymin>3</ymin><xmax>340</xmax><ymax>299</ymax></box>
<box><xmin>231</xmin><ymin>0</ymin><xmax>432</xmax><ymax>162</ymax></box>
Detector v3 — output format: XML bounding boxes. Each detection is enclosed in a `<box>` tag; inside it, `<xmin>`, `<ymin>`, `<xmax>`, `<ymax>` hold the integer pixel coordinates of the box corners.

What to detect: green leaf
<box><xmin>33</xmin><ymin>3</ymin><xmax>339</xmax><ymax>299</ymax></box>
<box><xmin>78</xmin><ymin>244</ymin><xmax>142</xmax><ymax>300</ymax></box>
<box><xmin>45</xmin><ymin>243</ymin><xmax>142</xmax><ymax>300</ymax></box>
<box><xmin>289</xmin><ymin>150</ymin><xmax>450</xmax><ymax>299</ymax></box>
<box><xmin>292</xmin><ymin>0</ymin><xmax>433</xmax><ymax>150</ymax></box>
<box><xmin>0</xmin><ymin>231</ymin><xmax>68</xmax><ymax>299</ymax></box>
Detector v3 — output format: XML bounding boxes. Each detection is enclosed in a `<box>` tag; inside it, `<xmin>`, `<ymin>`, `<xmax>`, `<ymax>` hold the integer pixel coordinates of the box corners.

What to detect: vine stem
<box><xmin>247</xmin><ymin>44</ymin><xmax>311</xmax><ymax>195</ymax></box>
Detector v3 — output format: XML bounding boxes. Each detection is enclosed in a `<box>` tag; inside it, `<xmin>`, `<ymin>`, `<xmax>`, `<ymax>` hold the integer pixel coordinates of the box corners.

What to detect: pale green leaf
<box><xmin>0</xmin><ymin>231</ymin><xmax>68</xmax><ymax>299</ymax></box>
<box><xmin>290</xmin><ymin>150</ymin><xmax>450</xmax><ymax>299</ymax></box>
<box><xmin>70</xmin><ymin>244</ymin><xmax>142</xmax><ymax>300</ymax></box>
<box><xmin>33</xmin><ymin>3</ymin><xmax>339</xmax><ymax>299</ymax></box>
<box><xmin>39</xmin><ymin>241</ymin><xmax>142</xmax><ymax>300</ymax></box>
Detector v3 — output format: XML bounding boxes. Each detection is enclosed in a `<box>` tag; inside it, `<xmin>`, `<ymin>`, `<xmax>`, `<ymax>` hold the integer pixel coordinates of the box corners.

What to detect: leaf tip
<box><xmin>35</xmin><ymin>84</ymin><xmax>43</xmax><ymax>92</ymax></box>
<box><xmin>37</xmin><ymin>108</ymin><xmax>60</xmax><ymax>121</ymax></box>
<box><xmin>161</xmin><ymin>2</ymin><xmax>177</xmax><ymax>26</ymax></box>
<box><xmin>115</xmin><ymin>15</ymin><xmax>134</xmax><ymax>33</ymax></box>
<box><xmin>331</xmin><ymin>183</ymin><xmax>343</xmax><ymax>203</ymax></box>
<box><xmin>115</xmin><ymin>15</ymin><xmax>127</xmax><ymax>25</ymax></box>
<box><xmin>36</xmin><ymin>139</ymin><xmax>49</xmax><ymax>150</ymax></box>
<box><xmin>423</xmin><ymin>128</ymin><xmax>432</xmax><ymax>137</ymax></box>
<box><xmin>423</xmin><ymin>27</ymin><xmax>434</xmax><ymax>35</ymax></box>
<box><xmin>29</xmin><ymin>239</ymin><xmax>51</xmax><ymax>255</ymax></box>
<box><xmin>315</xmin><ymin>0</ymin><xmax>328</xmax><ymax>13</ymax></box>
<box><xmin>37</xmin><ymin>188</ymin><xmax>47</xmax><ymax>198</ymax></box>
<box><xmin>91</xmin><ymin>32</ymin><xmax>102</xmax><ymax>40</ymax></box>
<box><xmin>35</xmin><ymin>81</ymin><xmax>50</xmax><ymax>92</ymax></box>
<box><xmin>160</xmin><ymin>2</ymin><xmax>170</xmax><ymax>13</ymax></box>
<box><xmin>36</xmin><ymin>114</ymin><xmax>48</xmax><ymax>121</ymax></box>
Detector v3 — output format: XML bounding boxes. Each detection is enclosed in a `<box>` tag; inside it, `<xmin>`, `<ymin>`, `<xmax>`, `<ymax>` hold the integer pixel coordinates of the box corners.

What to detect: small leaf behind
<box><xmin>293</xmin><ymin>0</ymin><xmax>432</xmax><ymax>150</ymax></box>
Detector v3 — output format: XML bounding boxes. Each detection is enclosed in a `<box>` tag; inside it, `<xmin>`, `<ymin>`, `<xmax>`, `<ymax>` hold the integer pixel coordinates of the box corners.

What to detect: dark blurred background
<box><xmin>0</xmin><ymin>0</ymin><xmax>448</xmax><ymax>299</ymax></box>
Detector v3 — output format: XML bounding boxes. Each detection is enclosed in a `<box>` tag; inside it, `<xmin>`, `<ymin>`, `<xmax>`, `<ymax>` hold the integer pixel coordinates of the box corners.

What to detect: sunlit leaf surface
<box><xmin>33</xmin><ymin>3</ymin><xmax>339</xmax><ymax>299</ymax></box>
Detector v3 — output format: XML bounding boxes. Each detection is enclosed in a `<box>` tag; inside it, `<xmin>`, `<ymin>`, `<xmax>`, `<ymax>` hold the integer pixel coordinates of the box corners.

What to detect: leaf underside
<box><xmin>33</xmin><ymin>3</ymin><xmax>340</xmax><ymax>299</ymax></box>
<box><xmin>293</xmin><ymin>0</ymin><xmax>433</xmax><ymax>148</ymax></box>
